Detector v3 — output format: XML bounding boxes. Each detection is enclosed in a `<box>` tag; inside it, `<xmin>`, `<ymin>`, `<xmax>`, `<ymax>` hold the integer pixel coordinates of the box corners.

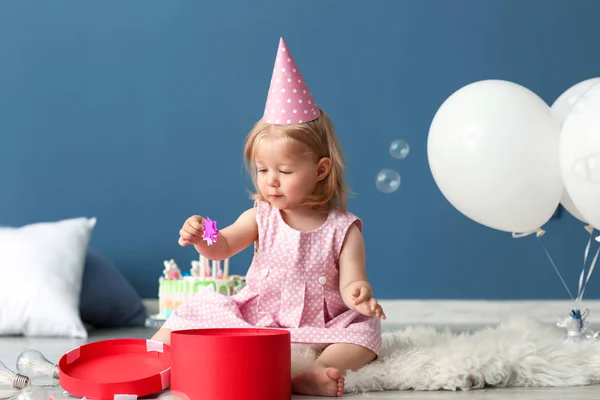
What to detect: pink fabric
<box><xmin>163</xmin><ymin>200</ymin><xmax>382</xmax><ymax>355</ymax></box>
<box><xmin>263</xmin><ymin>37</ymin><xmax>321</xmax><ymax>125</ymax></box>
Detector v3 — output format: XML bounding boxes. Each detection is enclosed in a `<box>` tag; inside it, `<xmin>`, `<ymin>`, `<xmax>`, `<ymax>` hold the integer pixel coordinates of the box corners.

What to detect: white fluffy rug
<box><xmin>290</xmin><ymin>317</ymin><xmax>600</xmax><ymax>393</ymax></box>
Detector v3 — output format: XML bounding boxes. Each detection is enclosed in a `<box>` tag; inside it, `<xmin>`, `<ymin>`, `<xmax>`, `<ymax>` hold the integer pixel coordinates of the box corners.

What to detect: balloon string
<box><xmin>578</xmin><ymin>247</ymin><xmax>599</xmax><ymax>305</ymax></box>
<box><xmin>576</xmin><ymin>227</ymin><xmax>595</xmax><ymax>305</ymax></box>
<box><xmin>536</xmin><ymin>236</ymin><xmax>575</xmax><ymax>300</ymax></box>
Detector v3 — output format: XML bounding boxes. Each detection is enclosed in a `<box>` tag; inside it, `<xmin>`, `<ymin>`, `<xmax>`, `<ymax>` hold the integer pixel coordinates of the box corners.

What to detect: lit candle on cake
<box><xmin>211</xmin><ymin>260</ymin><xmax>217</xmax><ymax>280</ymax></box>
<box><xmin>224</xmin><ymin>258</ymin><xmax>229</xmax><ymax>277</ymax></box>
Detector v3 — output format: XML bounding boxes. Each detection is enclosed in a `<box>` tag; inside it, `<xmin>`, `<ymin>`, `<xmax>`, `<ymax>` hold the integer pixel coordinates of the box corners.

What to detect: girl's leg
<box><xmin>292</xmin><ymin>343</ymin><xmax>376</xmax><ymax>397</ymax></box>
<box><xmin>151</xmin><ymin>328</ymin><xmax>173</xmax><ymax>345</ymax></box>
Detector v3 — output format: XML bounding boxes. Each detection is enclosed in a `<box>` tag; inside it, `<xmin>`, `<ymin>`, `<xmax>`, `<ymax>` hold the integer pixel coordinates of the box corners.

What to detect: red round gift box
<box><xmin>58</xmin><ymin>338</ymin><xmax>171</xmax><ymax>400</ymax></box>
<box><xmin>170</xmin><ymin>328</ymin><xmax>291</xmax><ymax>400</ymax></box>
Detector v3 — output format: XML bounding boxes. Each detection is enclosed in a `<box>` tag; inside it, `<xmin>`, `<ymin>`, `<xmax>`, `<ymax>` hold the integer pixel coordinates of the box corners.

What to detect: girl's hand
<box><xmin>348</xmin><ymin>281</ymin><xmax>386</xmax><ymax>320</ymax></box>
<box><xmin>178</xmin><ymin>215</ymin><xmax>205</xmax><ymax>246</ymax></box>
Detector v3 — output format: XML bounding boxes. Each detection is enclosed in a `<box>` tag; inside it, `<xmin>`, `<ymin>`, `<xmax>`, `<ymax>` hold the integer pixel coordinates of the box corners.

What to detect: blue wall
<box><xmin>2</xmin><ymin>0</ymin><xmax>599</xmax><ymax>300</ymax></box>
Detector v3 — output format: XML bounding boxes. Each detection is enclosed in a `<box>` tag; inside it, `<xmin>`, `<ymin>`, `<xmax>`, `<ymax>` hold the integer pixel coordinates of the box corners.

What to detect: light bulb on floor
<box><xmin>16</xmin><ymin>350</ymin><xmax>59</xmax><ymax>380</ymax></box>
<box><xmin>8</xmin><ymin>385</ymin><xmax>49</xmax><ymax>400</ymax></box>
<box><xmin>0</xmin><ymin>360</ymin><xmax>29</xmax><ymax>389</ymax></box>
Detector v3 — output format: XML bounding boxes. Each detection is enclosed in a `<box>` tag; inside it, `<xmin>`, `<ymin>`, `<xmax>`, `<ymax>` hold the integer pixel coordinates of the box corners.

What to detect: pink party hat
<box><xmin>263</xmin><ymin>37</ymin><xmax>321</xmax><ymax>125</ymax></box>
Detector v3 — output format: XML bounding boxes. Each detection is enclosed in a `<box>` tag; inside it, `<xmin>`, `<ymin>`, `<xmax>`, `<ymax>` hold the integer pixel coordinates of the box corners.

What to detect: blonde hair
<box><xmin>243</xmin><ymin>109</ymin><xmax>350</xmax><ymax>212</ymax></box>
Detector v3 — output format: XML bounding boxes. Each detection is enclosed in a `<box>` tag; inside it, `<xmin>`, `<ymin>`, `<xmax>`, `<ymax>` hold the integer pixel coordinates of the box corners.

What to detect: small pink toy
<box><xmin>163</xmin><ymin>259</ymin><xmax>182</xmax><ymax>280</ymax></box>
<box><xmin>203</xmin><ymin>217</ymin><xmax>219</xmax><ymax>246</ymax></box>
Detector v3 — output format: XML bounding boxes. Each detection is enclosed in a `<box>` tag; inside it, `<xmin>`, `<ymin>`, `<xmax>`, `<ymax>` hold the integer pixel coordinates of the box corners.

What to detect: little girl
<box><xmin>152</xmin><ymin>37</ymin><xmax>385</xmax><ymax>397</ymax></box>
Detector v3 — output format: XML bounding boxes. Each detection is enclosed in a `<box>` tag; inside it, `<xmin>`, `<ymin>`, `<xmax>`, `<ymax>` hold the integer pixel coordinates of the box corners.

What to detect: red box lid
<box><xmin>58</xmin><ymin>338</ymin><xmax>171</xmax><ymax>400</ymax></box>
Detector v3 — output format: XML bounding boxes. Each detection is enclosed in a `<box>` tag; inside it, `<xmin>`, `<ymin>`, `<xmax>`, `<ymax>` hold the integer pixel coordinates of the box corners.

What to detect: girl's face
<box><xmin>254</xmin><ymin>137</ymin><xmax>328</xmax><ymax>210</ymax></box>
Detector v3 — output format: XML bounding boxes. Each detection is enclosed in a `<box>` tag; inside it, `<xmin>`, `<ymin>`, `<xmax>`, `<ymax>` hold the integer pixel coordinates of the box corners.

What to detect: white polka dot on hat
<box><xmin>263</xmin><ymin>37</ymin><xmax>321</xmax><ymax>125</ymax></box>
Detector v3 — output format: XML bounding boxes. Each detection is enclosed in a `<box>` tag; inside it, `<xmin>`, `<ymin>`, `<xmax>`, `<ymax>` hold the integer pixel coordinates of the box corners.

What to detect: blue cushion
<box><xmin>79</xmin><ymin>251</ymin><xmax>148</xmax><ymax>327</ymax></box>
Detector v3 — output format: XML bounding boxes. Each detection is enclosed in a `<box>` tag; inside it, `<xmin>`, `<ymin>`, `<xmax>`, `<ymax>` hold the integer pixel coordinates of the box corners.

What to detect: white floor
<box><xmin>0</xmin><ymin>322</ymin><xmax>598</xmax><ymax>400</ymax></box>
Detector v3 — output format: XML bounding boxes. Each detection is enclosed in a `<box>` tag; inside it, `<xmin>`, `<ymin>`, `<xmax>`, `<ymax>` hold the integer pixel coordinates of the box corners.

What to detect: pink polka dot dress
<box><xmin>163</xmin><ymin>200</ymin><xmax>382</xmax><ymax>355</ymax></box>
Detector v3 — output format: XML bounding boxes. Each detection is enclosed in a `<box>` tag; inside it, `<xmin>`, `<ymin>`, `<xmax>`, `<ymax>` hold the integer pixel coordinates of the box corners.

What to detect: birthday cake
<box><xmin>156</xmin><ymin>256</ymin><xmax>246</xmax><ymax>319</ymax></box>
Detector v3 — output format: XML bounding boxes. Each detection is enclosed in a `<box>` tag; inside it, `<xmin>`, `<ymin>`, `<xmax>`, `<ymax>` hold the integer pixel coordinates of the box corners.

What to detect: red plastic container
<box><xmin>170</xmin><ymin>328</ymin><xmax>291</xmax><ymax>400</ymax></box>
<box><xmin>58</xmin><ymin>338</ymin><xmax>171</xmax><ymax>400</ymax></box>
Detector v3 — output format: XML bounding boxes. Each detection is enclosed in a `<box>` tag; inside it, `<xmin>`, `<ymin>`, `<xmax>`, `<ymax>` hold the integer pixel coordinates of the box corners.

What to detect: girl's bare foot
<box><xmin>291</xmin><ymin>365</ymin><xmax>345</xmax><ymax>397</ymax></box>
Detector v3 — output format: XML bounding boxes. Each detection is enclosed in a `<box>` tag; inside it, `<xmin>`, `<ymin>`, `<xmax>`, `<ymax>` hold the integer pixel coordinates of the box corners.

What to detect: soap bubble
<box><xmin>389</xmin><ymin>139</ymin><xmax>409</xmax><ymax>159</ymax></box>
<box><xmin>376</xmin><ymin>169</ymin><xmax>401</xmax><ymax>194</ymax></box>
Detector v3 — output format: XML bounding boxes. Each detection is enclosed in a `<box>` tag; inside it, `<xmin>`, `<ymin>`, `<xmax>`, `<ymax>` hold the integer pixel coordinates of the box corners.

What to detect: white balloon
<box><xmin>550</xmin><ymin>77</ymin><xmax>600</xmax><ymax>223</ymax></box>
<box><xmin>559</xmin><ymin>81</ymin><xmax>600</xmax><ymax>230</ymax></box>
<box><xmin>551</xmin><ymin>78</ymin><xmax>600</xmax><ymax>124</ymax></box>
<box><xmin>428</xmin><ymin>80</ymin><xmax>563</xmax><ymax>234</ymax></box>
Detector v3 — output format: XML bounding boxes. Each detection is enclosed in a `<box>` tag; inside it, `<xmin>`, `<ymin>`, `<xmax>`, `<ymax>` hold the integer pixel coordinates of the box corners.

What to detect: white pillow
<box><xmin>0</xmin><ymin>217</ymin><xmax>96</xmax><ymax>338</ymax></box>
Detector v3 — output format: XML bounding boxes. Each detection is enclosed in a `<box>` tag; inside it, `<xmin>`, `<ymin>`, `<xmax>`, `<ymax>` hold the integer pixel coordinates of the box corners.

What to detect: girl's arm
<box><xmin>338</xmin><ymin>223</ymin><xmax>369</xmax><ymax>300</ymax></box>
<box><xmin>338</xmin><ymin>223</ymin><xmax>385</xmax><ymax>319</ymax></box>
<box><xmin>190</xmin><ymin>208</ymin><xmax>258</xmax><ymax>261</ymax></box>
